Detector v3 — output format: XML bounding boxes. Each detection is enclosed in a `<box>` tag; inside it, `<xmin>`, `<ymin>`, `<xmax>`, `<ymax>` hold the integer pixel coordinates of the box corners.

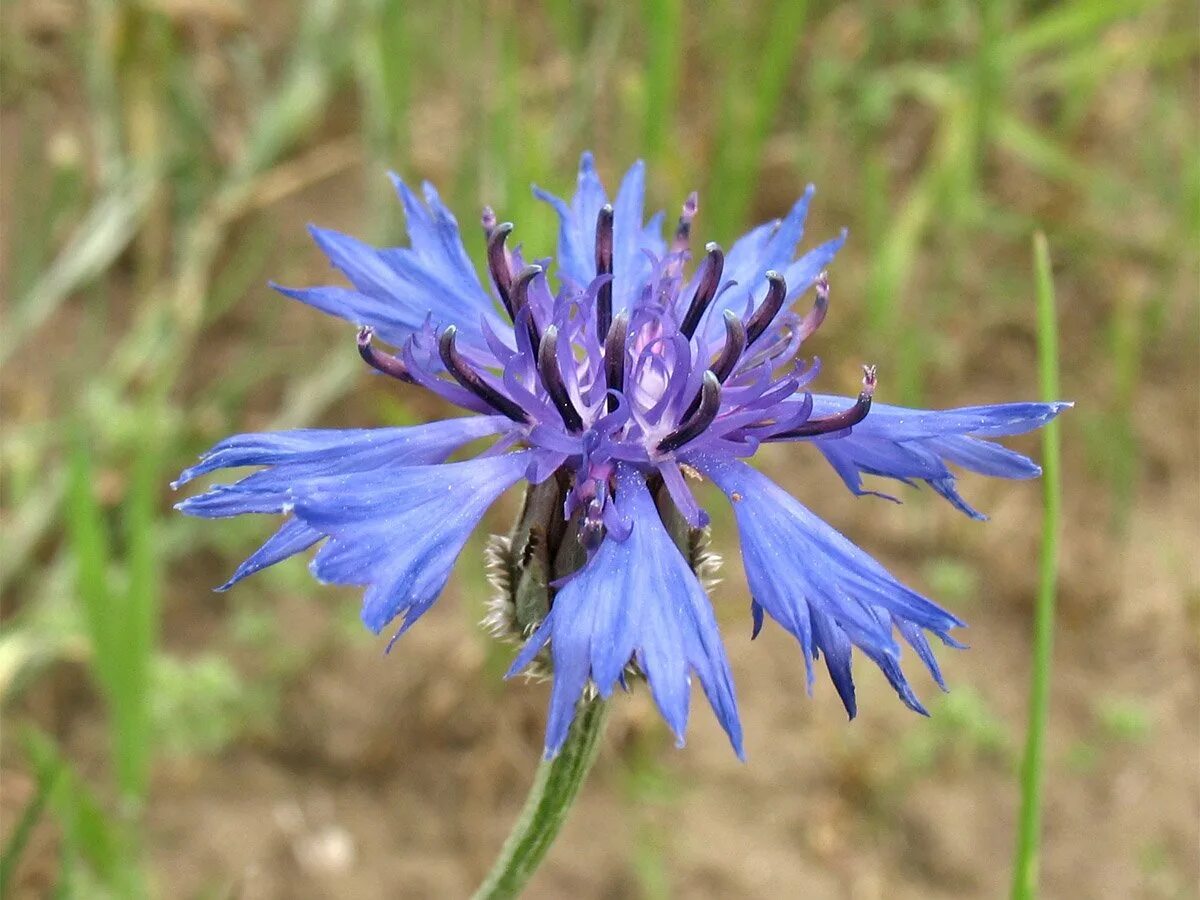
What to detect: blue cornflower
<box><xmin>176</xmin><ymin>153</ymin><xmax>1068</xmax><ymax>760</ymax></box>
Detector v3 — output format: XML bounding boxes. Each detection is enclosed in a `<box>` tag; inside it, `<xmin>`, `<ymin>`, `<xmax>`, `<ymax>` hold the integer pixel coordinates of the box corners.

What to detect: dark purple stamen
<box><xmin>671</xmin><ymin>192</ymin><xmax>698</xmax><ymax>254</ymax></box>
<box><xmin>679</xmin><ymin>242</ymin><xmax>724</xmax><ymax>340</ymax></box>
<box><xmin>357</xmin><ymin>327</ymin><xmax>412</xmax><ymax>382</ymax></box>
<box><xmin>481</xmin><ymin>206</ymin><xmax>498</xmax><ymax>238</ymax></box>
<box><xmin>537</xmin><ymin>325</ymin><xmax>585</xmax><ymax>433</ymax></box>
<box><xmin>487</xmin><ymin>222</ymin><xmax>516</xmax><ymax>319</ymax></box>
<box><xmin>775</xmin><ymin>365</ymin><xmax>877</xmax><ymax>438</ymax></box>
<box><xmin>798</xmin><ymin>272</ymin><xmax>830</xmax><ymax>341</ymax></box>
<box><xmin>595</xmin><ymin>204</ymin><xmax>614</xmax><ymax>342</ymax></box>
<box><xmin>712</xmin><ymin>310</ymin><xmax>747</xmax><ymax>383</ymax></box>
<box><xmin>512</xmin><ymin>264</ymin><xmax>544</xmax><ymax>349</ymax></box>
<box><xmin>438</xmin><ymin>325</ymin><xmax>530</xmax><ymax>423</ymax></box>
<box><xmin>744</xmin><ymin>270</ymin><xmax>787</xmax><ymax>347</ymax></box>
<box><xmin>658</xmin><ymin>371</ymin><xmax>721</xmax><ymax>454</ymax></box>
<box><xmin>681</xmin><ymin>310</ymin><xmax>743</xmax><ymax>421</ymax></box>
<box><xmin>604</xmin><ymin>310</ymin><xmax>629</xmax><ymax>413</ymax></box>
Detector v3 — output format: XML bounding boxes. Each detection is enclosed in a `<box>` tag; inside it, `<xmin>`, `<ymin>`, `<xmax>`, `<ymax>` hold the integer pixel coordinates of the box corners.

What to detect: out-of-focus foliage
<box><xmin>0</xmin><ymin>0</ymin><xmax>1195</xmax><ymax>896</ymax></box>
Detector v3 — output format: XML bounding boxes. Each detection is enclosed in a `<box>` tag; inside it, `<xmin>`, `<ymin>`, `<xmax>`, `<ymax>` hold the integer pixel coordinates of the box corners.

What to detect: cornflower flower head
<box><xmin>176</xmin><ymin>153</ymin><xmax>1068</xmax><ymax>760</ymax></box>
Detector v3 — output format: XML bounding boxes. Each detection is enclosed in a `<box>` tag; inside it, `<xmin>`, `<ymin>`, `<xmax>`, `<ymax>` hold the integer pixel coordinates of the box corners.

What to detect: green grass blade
<box><xmin>1011</xmin><ymin>231</ymin><xmax>1063</xmax><ymax>900</ymax></box>
<box><xmin>545</xmin><ymin>0</ymin><xmax>584</xmax><ymax>55</ymax></box>
<box><xmin>65</xmin><ymin>427</ymin><xmax>116</xmax><ymax>695</ymax></box>
<box><xmin>238</xmin><ymin>0</ymin><xmax>347</xmax><ymax>180</ymax></box>
<box><xmin>999</xmin><ymin>0</ymin><xmax>1162</xmax><ymax>62</ymax></box>
<box><xmin>994</xmin><ymin>112</ymin><xmax>1120</xmax><ymax>199</ymax></box>
<box><xmin>969</xmin><ymin>0</ymin><xmax>1007</xmax><ymax>187</ymax></box>
<box><xmin>707</xmin><ymin>0</ymin><xmax>810</xmax><ymax>235</ymax></box>
<box><xmin>112</xmin><ymin>414</ymin><xmax>162</xmax><ymax>803</ymax></box>
<box><xmin>0</xmin><ymin>750</ymin><xmax>62</xmax><ymax>896</ymax></box>
<box><xmin>21</xmin><ymin>727</ymin><xmax>137</xmax><ymax>895</ymax></box>
<box><xmin>64</xmin><ymin>419</ymin><xmax>162</xmax><ymax>805</ymax></box>
<box><xmin>642</xmin><ymin>0</ymin><xmax>683</xmax><ymax>168</ymax></box>
<box><xmin>83</xmin><ymin>0</ymin><xmax>126</xmax><ymax>184</ymax></box>
<box><xmin>0</xmin><ymin>171</ymin><xmax>156</xmax><ymax>366</ymax></box>
<box><xmin>357</xmin><ymin>0</ymin><xmax>411</xmax><ymax>234</ymax></box>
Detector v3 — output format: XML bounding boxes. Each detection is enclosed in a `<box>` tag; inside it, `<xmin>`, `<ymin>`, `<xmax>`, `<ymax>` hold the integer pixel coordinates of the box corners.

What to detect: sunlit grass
<box><xmin>1010</xmin><ymin>231</ymin><xmax>1063</xmax><ymax>900</ymax></box>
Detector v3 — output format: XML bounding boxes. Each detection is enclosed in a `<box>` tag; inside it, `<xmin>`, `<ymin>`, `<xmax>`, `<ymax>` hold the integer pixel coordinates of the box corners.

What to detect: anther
<box><xmin>711</xmin><ymin>310</ymin><xmax>747</xmax><ymax>384</ymax></box>
<box><xmin>438</xmin><ymin>325</ymin><xmax>531</xmax><ymax>423</ymax></box>
<box><xmin>511</xmin><ymin>264</ymin><xmax>544</xmax><ymax>349</ymax></box>
<box><xmin>798</xmin><ymin>271</ymin><xmax>830</xmax><ymax>341</ymax></box>
<box><xmin>681</xmin><ymin>310</ymin><xmax>743</xmax><ymax>421</ymax></box>
<box><xmin>595</xmin><ymin>204</ymin><xmax>614</xmax><ymax>341</ymax></box>
<box><xmin>357</xmin><ymin>327</ymin><xmax>412</xmax><ymax>382</ymax></box>
<box><xmin>744</xmin><ymin>270</ymin><xmax>787</xmax><ymax>347</ymax></box>
<box><xmin>658</xmin><ymin>371</ymin><xmax>722</xmax><ymax>454</ymax></box>
<box><xmin>603</xmin><ymin>310</ymin><xmax>629</xmax><ymax>413</ymax></box>
<box><xmin>774</xmin><ymin>364</ymin><xmax>877</xmax><ymax>439</ymax></box>
<box><xmin>486</xmin><ymin>222</ymin><xmax>516</xmax><ymax>319</ymax></box>
<box><xmin>537</xmin><ymin>325</ymin><xmax>585</xmax><ymax>433</ymax></box>
<box><xmin>671</xmin><ymin>191</ymin><xmax>699</xmax><ymax>254</ymax></box>
<box><xmin>679</xmin><ymin>242</ymin><xmax>724</xmax><ymax>340</ymax></box>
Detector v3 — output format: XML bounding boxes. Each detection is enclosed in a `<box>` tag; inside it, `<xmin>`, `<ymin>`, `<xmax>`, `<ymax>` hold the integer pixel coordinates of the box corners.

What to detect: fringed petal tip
<box><xmin>698</xmin><ymin>454</ymin><xmax>965</xmax><ymax>721</ymax></box>
<box><xmin>799</xmin><ymin>396</ymin><xmax>1071</xmax><ymax>518</ymax></box>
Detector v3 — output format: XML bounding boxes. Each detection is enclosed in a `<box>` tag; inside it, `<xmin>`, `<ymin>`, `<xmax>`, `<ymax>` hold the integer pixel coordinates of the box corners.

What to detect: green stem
<box><xmin>472</xmin><ymin>697</ymin><xmax>609</xmax><ymax>899</ymax></box>
<box><xmin>1011</xmin><ymin>231</ymin><xmax>1062</xmax><ymax>900</ymax></box>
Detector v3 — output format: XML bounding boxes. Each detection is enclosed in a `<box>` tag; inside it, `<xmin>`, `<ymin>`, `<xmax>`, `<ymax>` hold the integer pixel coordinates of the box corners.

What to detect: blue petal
<box><xmin>388</xmin><ymin>176</ymin><xmax>482</xmax><ymax>295</ymax></box>
<box><xmin>693</xmin><ymin>455</ymin><xmax>963</xmax><ymax>717</ymax></box>
<box><xmin>534</xmin><ymin>152</ymin><xmax>605</xmax><ymax>287</ymax></box>
<box><xmin>297</xmin><ymin>451</ymin><xmax>534</xmax><ymax>636</ymax></box>
<box><xmin>797</xmin><ymin>398</ymin><xmax>1070</xmax><ymax>517</ymax></box>
<box><xmin>928</xmin><ymin>434</ymin><xmax>1044</xmax><ymax>478</ymax></box>
<box><xmin>815</xmin><ymin>398</ymin><xmax>1072</xmax><ymax>440</ymax></box>
<box><xmin>533</xmin><ymin>153</ymin><xmax>663</xmax><ymax>304</ymax></box>
<box><xmin>700</xmin><ymin>187</ymin><xmax>846</xmax><ymax>345</ymax></box>
<box><xmin>721</xmin><ymin>219</ymin><xmax>777</xmax><ymax>288</ymax></box>
<box><xmin>275</xmin><ymin>174</ymin><xmax>503</xmax><ymax>348</ymax></box>
<box><xmin>271</xmin><ymin>284</ymin><xmax>418</xmax><ymax>349</ymax></box>
<box><xmin>896</xmin><ymin>619</ymin><xmax>948</xmax><ymax>692</ymax></box>
<box><xmin>176</xmin><ymin>416</ymin><xmax>508</xmax><ymax>487</ymax></box>
<box><xmin>509</xmin><ymin>465</ymin><xmax>743</xmax><ymax>760</ymax></box>
<box><xmin>175</xmin><ymin>416</ymin><xmax>511</xmax><ymax>518</ymax></box>
<box><xmin>724</xmin><ymin>186</ymin><xmax>815</xmax><ymax>287</ymax></box>
<box><xmin>176</xmin><ymin>417</ymin><xmax>512</xmax><ymax>588</ymax></box>
<box><xmin>780</xmin><ymin>231</ymin><xmax>846</xmax><ymax>300</ymax></box>
<box><xmin>216</xmin><ymin>517</ymin><xmax>322</xmax><ymax>591</ymax></box>
<box><xmin>611</xmin><ymin>160</ymin><xmax>656</xmax><ymax>312</ymax></box>
<box><xmin>810</xmin><ymin>606</ymin><xmax>857</xmax><ymax>717</ymax></box>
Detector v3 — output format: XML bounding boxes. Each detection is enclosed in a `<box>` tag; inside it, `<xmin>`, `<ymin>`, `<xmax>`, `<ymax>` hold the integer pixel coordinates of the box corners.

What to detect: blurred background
<box><xmin>1</xmin><ymin>1</ymin><xmax>1197</xmax><ymax>897</ymax></box>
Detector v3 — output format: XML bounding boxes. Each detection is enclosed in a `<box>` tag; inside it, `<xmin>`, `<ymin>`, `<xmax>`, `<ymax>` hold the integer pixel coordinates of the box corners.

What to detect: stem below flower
<box><xmin>472</xmin><ymin>697</ymin><xmax>609</xmax><ymax>900</ymax></box>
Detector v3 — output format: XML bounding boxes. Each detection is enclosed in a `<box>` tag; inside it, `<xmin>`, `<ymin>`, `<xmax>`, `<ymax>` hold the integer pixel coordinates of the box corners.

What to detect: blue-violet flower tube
<box><xmin>175</xmin><ymin>153</ymin><xmax>1069</xmax><ymax>760</ymax></box>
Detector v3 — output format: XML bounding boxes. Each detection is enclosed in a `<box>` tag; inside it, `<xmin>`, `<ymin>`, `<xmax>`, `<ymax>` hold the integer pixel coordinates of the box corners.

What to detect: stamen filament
<box><xmin>595</xmin><ymin>204</ymin><xmax>614</xmax><ymax>342</ymax></box>
<box><xmin>658</xmin><ymin>371</ymin><xmax>722</xmax><ymax>454</ymax></box>
<box><xmin>487</xmin><ymin>222</ymin><xmax>516</xmax><ymax>319</ymax></box>
<box><xmin>438</xmin><ymin>325</ymin><xmax>531</xmax><ymax>423</ymax></box>
<box><xmin>711</xmin><ymin>310</ymin><xmax>747</xmax><ymax>384</ymax></box>
<box><xmin>774</xmin><ymin>365</ymin><xmax>877</xmax><ymax>438</ymax></box>
<box><xmin>744</xmin><ymin>270</ymin><xmax>787</xmax><ymax>347</ymax></box>
<box><xmin>798</xmin><ymin>272</ymin><xmax>830</xmax><ymax>341</ymax></box>
<box><xmin>604</xmin><ymin>311</ymin><xmax>629</xmax><ymax>413</ymax></box>
<box><xmin>538</xmin><ymin>325</ymin><xmax>585</xmax><ymax>433</ymax></box>
<box><xmin>679</xmin><ymin>242</ymin><xmax>723</xmax><ymax>340</ymax></box>
<box><xmin>512</xmin><ymin>265</ymin><xmax>544</xmax><ymax>349</ymax></box>
<box><xmin>671</xmin><ymin>191</ymin><xmax>699</xmax><ymax>255</ymax></box>
<box><xmin>681</xmin><ymin>310</ymin><xmax>743</xmax><ymax>422</ymax></box>
<box><xmin>357</xmin><ymin>327</ymin><xmax>413</xmax><ymax>382</ymax></box>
